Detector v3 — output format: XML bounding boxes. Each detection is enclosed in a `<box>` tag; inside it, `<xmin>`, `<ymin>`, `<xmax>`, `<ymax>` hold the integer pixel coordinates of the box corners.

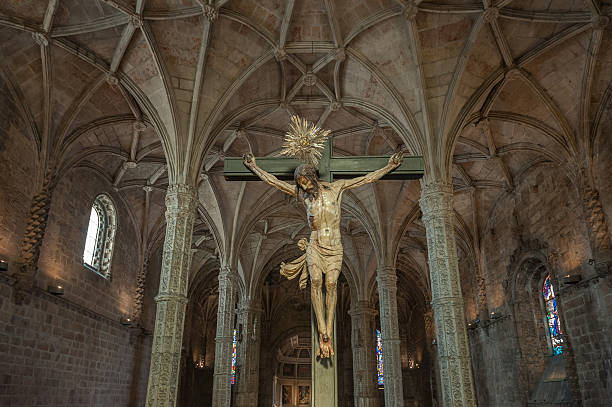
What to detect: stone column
<box><xmin>145</xmin><ymin>184</ymin><xmax>198</xmax><ymax>407</ymax></box>
<box><xmin>419</xmin><ymin>182</ymin><xmax>476</xmax><ymax>407</ymax></box>
<box><xmin>349</xmin><ymin>301</ymin><xmax>379</xmax><ymax>407</ymax></box>
<box><xmin>235</xmin><ymin>300</ymin><xmax>262</xmax><ymax>407</ymax></box>
<box><xmin>212</xmin><ymin>265</ymin><xmax>237</xmax><ymax>407</ymax></box>
<box><xmin>14</xmin><ymin>172</ymin><xmax>55</xmax><ymax>299</ymax></box>
<box><xmin>376</xmin><ymin>267</ymin><xmax>404</xmax><ymax>406</ymax></box>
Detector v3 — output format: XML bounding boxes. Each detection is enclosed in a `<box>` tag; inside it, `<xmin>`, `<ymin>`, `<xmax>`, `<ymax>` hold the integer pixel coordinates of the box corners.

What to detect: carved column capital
<box><xmin>349</xmin><ymin>300</ymin><xmax>377</xmax><ymax>317</ymax></box>
<box><xmin>376</xmin><ymin>266</ymin><xmax>397</xmax><ymax>287</ymax></box>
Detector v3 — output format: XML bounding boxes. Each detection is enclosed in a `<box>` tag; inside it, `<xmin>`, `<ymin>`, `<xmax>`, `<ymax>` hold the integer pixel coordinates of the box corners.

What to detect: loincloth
<box><xmin>280</xmin><ymin>238</ymin><xmax>343</xmax><ymax>289</ymax></box>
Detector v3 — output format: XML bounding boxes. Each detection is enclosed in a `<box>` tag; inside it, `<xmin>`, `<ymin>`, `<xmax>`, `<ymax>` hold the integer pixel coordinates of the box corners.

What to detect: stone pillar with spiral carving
<box><xmin>14</xmin><ymin>173</ymin><xmax>55</xmax><ymax>297</ymax></box>
<box><xmin>419</xmin><ymin>182</ymin><xmax>476</xmax><ymax>407</ymax></box>
<box><xmin>349</xmin><ymin>301</ymin><xmax>380</xmax><ymax>407</ymax></box>
<box><xmin>212</xmin><ymin>265</ymin><xmax>237</xmax><ymax>407</ymax></box>
<box><xmin>234</xmin><ymin>300</ymin><xmax>263</xmax><ymax>407</ymax></box>
<box><xmin>377</xmin><ymin>267</ymin><xmax>404</xmax><ymax>407</ymax></box>
<box><xmin>583</xmin><ymin>186</ymin><xmax>612</xmax><ymax>266</ymax></box>
<box><xmin>145</xmin><ymin>184</ymin><xmax>198</xmax><ymax>407</ymax></box>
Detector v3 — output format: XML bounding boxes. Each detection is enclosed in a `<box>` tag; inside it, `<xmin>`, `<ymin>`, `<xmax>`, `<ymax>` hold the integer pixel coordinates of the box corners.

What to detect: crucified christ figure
<box><xmin>243</xmin><ymin>151</ymin><xmax>403</xmax><ymax>358</ymax></box>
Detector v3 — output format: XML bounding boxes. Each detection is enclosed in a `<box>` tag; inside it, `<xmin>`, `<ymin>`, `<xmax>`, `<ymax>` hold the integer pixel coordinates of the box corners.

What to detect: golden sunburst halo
<box><xmin>280</xmin><ymin>115</ymin><xmax>331</xmax><ymax>166</ymax></box>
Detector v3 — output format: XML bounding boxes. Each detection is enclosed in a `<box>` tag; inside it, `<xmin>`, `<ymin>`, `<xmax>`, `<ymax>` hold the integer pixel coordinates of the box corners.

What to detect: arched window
<box><xmin>542</xmin><ymin>275</ymin><xmax>563</xmax><ymax>355</ymax></box>
<box><xmin>376</xmin><ymin>329</ymin><xmax>384</xmax><ymax>387</ymax></box>
<box><xmin>83</xmin><ymin>194</ymin><xmax>117</xmax><ymax>278</ymax></box>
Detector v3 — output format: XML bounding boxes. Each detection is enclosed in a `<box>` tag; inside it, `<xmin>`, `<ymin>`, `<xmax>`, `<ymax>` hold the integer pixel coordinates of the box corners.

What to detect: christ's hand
<box><xmin>390</xmin><ymin>150</ymin><xmax>405</xmax><ymax>166</ymax></box>
<box><xmin>243</xmin><ymin>153</ymin><xmax>255</xmax><ymax>167</ymax></box>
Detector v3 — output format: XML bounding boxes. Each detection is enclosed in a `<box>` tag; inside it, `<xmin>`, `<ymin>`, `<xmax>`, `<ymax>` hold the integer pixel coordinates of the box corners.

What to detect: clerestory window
<box><xmin>83</xmin><ymin>194</ymin><xmax>117</xmax><ymax>278</ymax></box>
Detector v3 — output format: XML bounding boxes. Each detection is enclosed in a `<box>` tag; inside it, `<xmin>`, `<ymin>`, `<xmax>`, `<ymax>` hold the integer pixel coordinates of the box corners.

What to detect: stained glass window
<box><xmin>542</xmin><ymin>275</ymin><xmax>563</xmax><ymax>355</ymax></box>
<box><xmin>376</xmin><ymin>329</ymin><xmax>384</xmax><ymax>386</ymax></box>
<box><xmin>231</xmin><ymin>328</ymin><xmax>237</xmax><ymax>384</ymax></box>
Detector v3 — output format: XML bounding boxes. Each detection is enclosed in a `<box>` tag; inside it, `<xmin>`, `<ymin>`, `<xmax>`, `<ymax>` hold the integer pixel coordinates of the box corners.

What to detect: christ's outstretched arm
<box><xmin>243</xmin><ymin>154</ymin><xmax>296</xmax><ymax>197</ymax></box>
<box><xmin>339</xmin><ymin>151</ymin><xmax>404</xmax><ymax>191</ymax></box>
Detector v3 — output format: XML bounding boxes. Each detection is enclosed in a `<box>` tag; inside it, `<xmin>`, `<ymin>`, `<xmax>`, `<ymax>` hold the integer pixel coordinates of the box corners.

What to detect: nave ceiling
<box><xmin>1</xmin><ymin>0</ymin><xmax>611</xmax><ymax>308</ymax></box>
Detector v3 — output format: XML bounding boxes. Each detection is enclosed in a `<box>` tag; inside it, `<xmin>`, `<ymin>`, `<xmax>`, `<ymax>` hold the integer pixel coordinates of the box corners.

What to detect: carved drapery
<box><xmin>376</xmin><ymin>267</ymin><xmax>404</xmax><ymax>407</ymax></box>
<box><xmin>349</xmin><ymin>301</ymin><xmax>379</xmax><ymax>407</ymax></box>
<box><xmin>419</xmin><ymin>182</ymin><xmax>476</xmax><ymax>407</ymax></box>
<box><xmin>234</xmin><ymin>301</ymin><xmax>263</xmax><ymax>407</ymax></box>
<box><xmin>212</xmin><ymin>266</ymin><xmax>237</xmax><ymax>407</ymax></box>
<box><xmin>145</xmin><ymin>184</ymin><xmax>198</xmax><ymax>407</ymax></box>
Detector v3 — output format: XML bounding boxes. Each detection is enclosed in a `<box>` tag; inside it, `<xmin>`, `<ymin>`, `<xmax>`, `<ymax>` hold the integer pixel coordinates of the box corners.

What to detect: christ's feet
<box><xmin>317</xmin><ymin>333</ymin><xmax>335</xmax><ymax>359</ymax></box>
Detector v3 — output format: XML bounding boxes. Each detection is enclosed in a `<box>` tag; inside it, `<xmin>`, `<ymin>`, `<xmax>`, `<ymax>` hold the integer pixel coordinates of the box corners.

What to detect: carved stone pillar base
<box><xmin>419</xmin><ymin>182</ymin><xmax>476</xmax><ymax>407</ymax></box>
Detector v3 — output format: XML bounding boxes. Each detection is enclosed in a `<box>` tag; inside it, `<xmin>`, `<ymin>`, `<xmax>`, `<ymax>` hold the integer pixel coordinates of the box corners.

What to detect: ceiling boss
<box><xmin>243</xmin><ymin>116</ymin><xmax>405</xmax><ymax>358</ymax></box>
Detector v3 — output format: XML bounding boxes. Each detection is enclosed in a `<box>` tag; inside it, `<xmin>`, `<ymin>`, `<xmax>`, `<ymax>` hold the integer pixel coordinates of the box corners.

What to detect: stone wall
<box><xmin>0</xmin><ymin>80</ymin><xmax>154</xmax><ymax>406</ymax></box>
<box><xmin>0</xmin><ymin>78</ymin><xmax>37</xmax><ymax>268</ymax></box>
<box><xmin>466</xmin><ymin>162</ymin><xmax>612</xmax><ymax>407</ymax></box>
<box><xmin>0</xmin><ymin>280</ymin><xmax>151</xmax><ymax>406</ymax></box>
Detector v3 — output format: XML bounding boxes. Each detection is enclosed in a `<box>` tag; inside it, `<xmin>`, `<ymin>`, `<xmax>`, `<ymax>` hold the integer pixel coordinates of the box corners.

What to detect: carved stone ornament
<box><xmin>106</xmin><ymin>74</ymin><xmax>120</xmax><ymax>87</ymax></box>
<box><xmin>303</xmin><ymin>72</ymin><xmax>317</xmax><ymax>87</ymax></box>
<box><xmin>31</xmin><ymin>32</ymin><xmax>49</xmax><ymax>47</ymax></box>
<box><xmin>200</xmin><ymin>3</ymin><xmax>219</xmax><ymax>22</ymax></box>
<box><xmin>483</xmin><ymin>7</ymin><xmax>499</xmax><ymax>23</ymax></box>
<box><xmin>274</xmin><ymin>47</ymin><xmax>288</xmax><ymax>61</ymax></box>
<box><xmin>330</xmin><ymin>101</ymin><xmax>342</xmax><ymax>112</ymax></box>
<box><xmin>504</xmin><ymin>67</ymin><xmax>522</xmax><ymax>82</ymax></box>
<box><xmin>129</xmin><ymin>14</ymin><xmax>143</xmax><ymax>28</ymax></box>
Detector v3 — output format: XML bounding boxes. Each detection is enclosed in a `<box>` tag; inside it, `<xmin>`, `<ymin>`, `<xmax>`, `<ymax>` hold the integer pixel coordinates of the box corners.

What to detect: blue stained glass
<box><xmin>231</xmin><ymin>329</ymin><xmax>237</xmax><ymax>384</ymax></box>
<box><xmin>376</xmin><ymin>329</ymin><xmax>384</xmax><ymax>386</ymax></box>
<box><xmin>542</xmin><ymin>275</ymin><xmax>563</xmax><ymax>355</ymax></box>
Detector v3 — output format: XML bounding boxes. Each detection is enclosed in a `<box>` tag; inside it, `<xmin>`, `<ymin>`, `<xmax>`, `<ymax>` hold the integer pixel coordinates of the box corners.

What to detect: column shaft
<box><xmin>212</xmin><ymin>266</ymin><xmax>237</xmax><ymax>407</ymax></box>
<box><xmin>145</xmin><ymin>184</ymin><xmax>198</xmax><ymax>407</ymax></box>
<box><xmin>235</xmin><ymin>302</ymin><xmax>262</xmax><ymax>407</ymax></box>
<box><xmin>419</xmin><ymin>182</ymin><xmax>476</xmax><ymax>407</ymax></box>
<box><xmin>350</xmin><ymin>301</ymin><xmax>380</xmax><ymax>407</ymax></box>
<box><xmin>377</xmin><ymin>268</ymin><xmax>404</xmax><ymax>407</ymax></box>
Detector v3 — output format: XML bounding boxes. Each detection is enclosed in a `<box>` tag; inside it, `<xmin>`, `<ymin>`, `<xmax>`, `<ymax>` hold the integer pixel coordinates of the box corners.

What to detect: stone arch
<box><xmin>505</xmin><ymin>249</ymin><xmax>570</xmax><ymax>405</ymax></box>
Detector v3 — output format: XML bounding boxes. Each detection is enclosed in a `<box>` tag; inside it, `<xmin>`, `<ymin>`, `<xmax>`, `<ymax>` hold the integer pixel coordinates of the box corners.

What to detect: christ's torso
<box><xmin>304</xmin><ymin>182</ymin><xmax>343</xmax><ymax>248</ymax></box>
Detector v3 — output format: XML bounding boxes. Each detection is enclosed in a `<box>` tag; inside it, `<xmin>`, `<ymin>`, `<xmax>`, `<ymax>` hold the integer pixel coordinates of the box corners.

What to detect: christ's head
<box><xmin>294</xmin><ymin>164</ymin><xmax>319</xmax><ymax>199</ymax></box>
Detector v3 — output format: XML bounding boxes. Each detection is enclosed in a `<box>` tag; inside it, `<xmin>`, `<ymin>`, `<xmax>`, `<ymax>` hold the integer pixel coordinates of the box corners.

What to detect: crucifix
<box><xmin>224</xmin><ymin>117</ymin><xmax>423</xmax><ymax>406</ymax></box>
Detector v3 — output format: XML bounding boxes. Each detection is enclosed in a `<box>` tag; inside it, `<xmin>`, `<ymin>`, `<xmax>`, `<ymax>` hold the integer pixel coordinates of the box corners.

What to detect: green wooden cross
<box><xmin>224</xmin><ymin>139</ymin><xmax>424</xmax><ymax>182</ymax></box>
<box><xmin>223</xmin><ymin>138</ymin><xmax>423</xmax><ymax>406</ymax></box>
